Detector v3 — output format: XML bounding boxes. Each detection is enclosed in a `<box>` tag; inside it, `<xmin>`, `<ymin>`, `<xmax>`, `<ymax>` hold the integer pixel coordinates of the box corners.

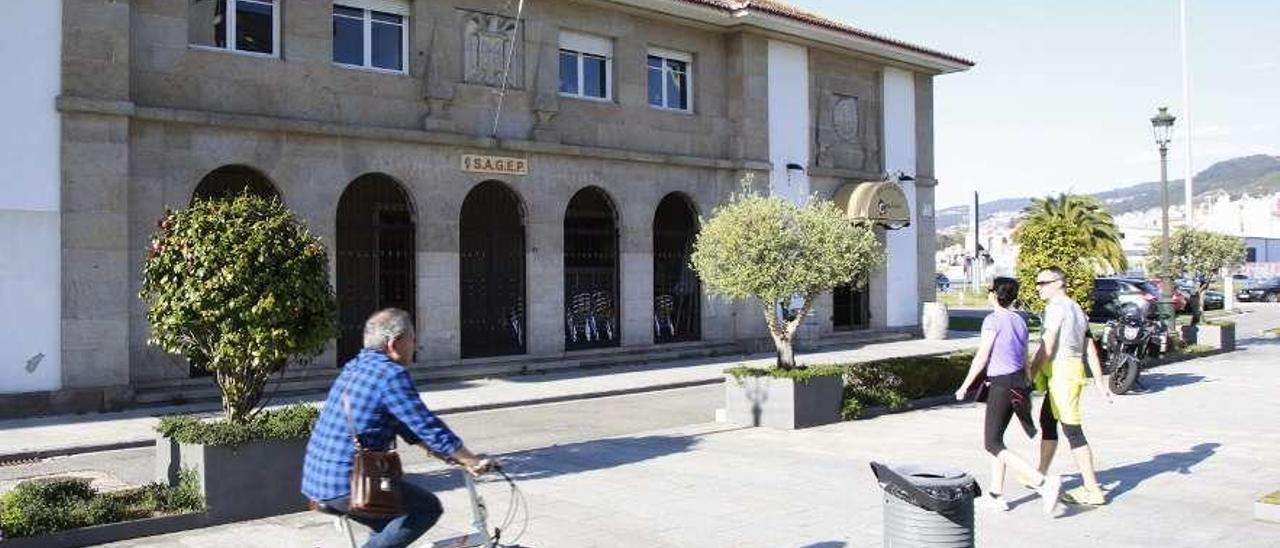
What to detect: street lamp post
<box><xmin>1151</xmin><ymin>107</ymin><xmax>1177</xmax><ymax>332</ymax></box>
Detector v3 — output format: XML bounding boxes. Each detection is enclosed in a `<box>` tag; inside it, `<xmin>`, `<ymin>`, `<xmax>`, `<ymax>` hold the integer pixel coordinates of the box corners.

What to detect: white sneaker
<box><xmin>979</xmin><ymin>492</ymin><xmax>1010</xmax><ymax>512</ymax></box>
<box><xmin>1038</xmin><ymin>474</ymin><xmax>1062</xmax><ymax>516</ymax></box>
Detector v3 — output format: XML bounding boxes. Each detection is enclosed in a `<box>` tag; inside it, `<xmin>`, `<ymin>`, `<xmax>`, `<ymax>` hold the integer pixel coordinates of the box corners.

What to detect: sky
<box><xmin>786</xmin><ymin>0</ymin><xmax>1280</xmax><ymax>210</ymax></box>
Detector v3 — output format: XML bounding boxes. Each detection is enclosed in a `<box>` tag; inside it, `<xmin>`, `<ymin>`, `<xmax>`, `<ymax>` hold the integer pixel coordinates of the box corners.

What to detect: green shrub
<box><xmin>841</xmin><ymin>352</ymin><xmax>974</xmax><ymax>419</ymax></box>
<box><xmin>0</xmin><ymin>471</ymin><xmax>202</xmax><ymax>538</ymax></box>
<box><xmin>1014</xmin><ymin>216</ymin><xmax>1097</xmax><ymax>314</ymax></box>
<box><xmin>156</xmin><ymin>404</ymin><xmax>320</xmax><ymax>448</ymax></box>
<box><xmin>724</xmin><ymin>364</ymin><xmax>844</xmax><ymax>383</ymax></box>
<box><xmin>840</xmin><ymin>397</ymin><xmax>864</xmax><ymax>421</ymax></box>
<box><xmin>140</xmin><ymin>194</ymin><xmax>337</xmax><ymax>424</ymax></box>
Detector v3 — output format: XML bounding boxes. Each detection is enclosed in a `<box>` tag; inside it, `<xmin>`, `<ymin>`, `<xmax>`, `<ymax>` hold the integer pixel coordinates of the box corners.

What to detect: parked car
<box><xmin>1202</xmin><ymin>290</ymin><xmax>1225</xmax><ymax>310</ymax></box>
<box><xmin>1237</xmin><ymin>277</ymin><xmax>1280</xmax><ymax>303</ymax></box>
<box><xmin>1173</xmin><ymin>279</ymin><xmax>1222</xmax><ymax>312</ymax></box>
<box><xmin>935</xmin><ymin>273</ymin><xmax>951</xmax><ymax>293</ymax></box>
<box><xmin>1091</xmin><ymin>277</ymin><xmax>1160</xmax><ymax>321</ymax></box>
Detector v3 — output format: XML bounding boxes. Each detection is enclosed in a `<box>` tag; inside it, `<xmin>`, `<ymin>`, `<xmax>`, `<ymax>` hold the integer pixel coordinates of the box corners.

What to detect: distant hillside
<box><xmin>937</xmin><ymin>154</ymin><xmax>1280</xmax><ymax>231</ymax></box>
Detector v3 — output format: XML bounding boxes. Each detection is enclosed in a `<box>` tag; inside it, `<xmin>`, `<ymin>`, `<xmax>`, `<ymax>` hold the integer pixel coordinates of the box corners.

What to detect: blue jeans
<box><xmin>322</xmin><ymin>482</ymin><xmax>444</xmax><ymax>548</ymax></box>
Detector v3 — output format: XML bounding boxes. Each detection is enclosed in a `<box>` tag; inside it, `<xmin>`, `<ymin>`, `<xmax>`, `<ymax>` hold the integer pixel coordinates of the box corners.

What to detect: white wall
<box><xmin>767</xmin><ymin>40</ymin><xmax>810</xmax><ymax>205</ymax></box>
<box><xmin>0</xmin><ymin>1</ymin><xmax>62</xmax><ymax>393</ymax></box>
<box><xmin>882</xmin><ymin>67</ymin><xmax>920</xmax><ymax>327</ymax></box>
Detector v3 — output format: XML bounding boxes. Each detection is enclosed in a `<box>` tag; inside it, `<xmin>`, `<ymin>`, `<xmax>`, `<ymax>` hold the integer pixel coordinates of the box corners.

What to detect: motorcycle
<box><xmin>1097</xmin><ymin>305</ymin><xmax>1168</xmax><ymax>394</ymax></box>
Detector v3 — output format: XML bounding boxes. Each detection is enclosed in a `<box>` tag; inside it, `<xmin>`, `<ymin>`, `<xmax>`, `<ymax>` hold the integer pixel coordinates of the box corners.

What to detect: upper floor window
<box><xmin>333</xmin><ymin>1</ymin><xmax>409</xmax><ymax>73</ymax></box>
<box><xmin>559</xmin><ymin>31</ymin><xmax>613</xmax><ymax>101</ymax></box>
<box><xmin>647</xmin><ymin>48</ymin><xmax>692</xmax><ymax>112</ymax></box>
<box><xmin>189</xmin><ymin>0</ymin><xmax>278</xmax><ymax>56</ymax></box>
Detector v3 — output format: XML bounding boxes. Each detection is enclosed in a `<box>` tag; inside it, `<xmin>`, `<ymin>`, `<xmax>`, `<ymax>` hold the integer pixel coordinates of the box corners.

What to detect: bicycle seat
<box><xmin>309</xmin><ymin>500</ymin><xmax>345</xmax><ymax>516</ymax></box>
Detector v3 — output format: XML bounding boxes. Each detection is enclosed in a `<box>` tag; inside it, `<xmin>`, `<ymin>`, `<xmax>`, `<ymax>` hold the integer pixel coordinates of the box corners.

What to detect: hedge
<box><xmin>0</xmin><ymin>470</ymin><xmax>202</xmax><ymax>538</ymax></box>
<box><xmin>155</xmin><ymin>404</ymin><xmax>320</xmax><ymax>448</ymax></box>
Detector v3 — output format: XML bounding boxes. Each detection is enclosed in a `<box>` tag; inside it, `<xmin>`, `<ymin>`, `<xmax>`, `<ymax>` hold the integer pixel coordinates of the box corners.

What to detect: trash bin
<box><xmin>870</xmin><ymin>462</ymin><xmax>980</xmax><ymax>548</ymax></box>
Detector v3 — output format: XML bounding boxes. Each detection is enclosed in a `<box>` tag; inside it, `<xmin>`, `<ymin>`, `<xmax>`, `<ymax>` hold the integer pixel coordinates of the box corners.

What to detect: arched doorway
<box><xmin>564</xmin><ymin>187</ymin><xmax>620</xmax><ymax>350</ymax></box>
<box><xmin>336</xmin><ymin>174</ymin><xmax>416</xmax><ymax>365</ymax></box>
<box><xmin>460</xmin><ymin>181</ymin><xmax>526</xmax><ymax>358</ymax></box>
<box><xmin>652</xmin><ymin>193</ymin><xmax>701</xmax><ymax>343</ymax></box>
<box><xmin>191</xmin><ymin>165</ymin><xmax>279</xmax><ymax>204</ymax></box>
<box><xmin>832</xmin><ymin>284</ymin><xmax>870</xmax><ymax>330</ymax></box>
<box><xmin>186</xmin><ymin>165</ymin><xmax>280</xmax><ymax>377</ymax></box>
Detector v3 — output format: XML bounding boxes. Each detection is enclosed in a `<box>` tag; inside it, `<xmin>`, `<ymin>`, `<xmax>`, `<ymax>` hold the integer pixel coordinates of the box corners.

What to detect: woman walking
<box><xmin>955</xmin><ymin>277</ymin><xmax>1063</xmax><ymax>515</ymax></box>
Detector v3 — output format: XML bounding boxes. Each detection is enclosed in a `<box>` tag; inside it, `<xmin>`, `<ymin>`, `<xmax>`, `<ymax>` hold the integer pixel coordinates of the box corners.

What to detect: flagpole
<box><xmin>491</xmin><ymin>0</ymin><xmax>527</xmax><ymax>138</ymax></box>
<box><xmin>1180</xmin><ymin>0</ymin><xmax>1194</xmax><ymax>226</ymax></box>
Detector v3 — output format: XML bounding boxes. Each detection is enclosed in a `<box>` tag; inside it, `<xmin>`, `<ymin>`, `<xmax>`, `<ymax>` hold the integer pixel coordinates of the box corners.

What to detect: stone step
<box><xmin>131</xmin><ymin>341</ymin><xmax>743</xmax><ymax>407</ymax></box>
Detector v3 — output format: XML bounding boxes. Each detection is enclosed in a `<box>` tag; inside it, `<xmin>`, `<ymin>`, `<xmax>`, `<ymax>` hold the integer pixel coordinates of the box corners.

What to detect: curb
<box><xmin>0</xmin><ymin>377</ymin><xmax>727</xmax><ymax>463</ymax></box>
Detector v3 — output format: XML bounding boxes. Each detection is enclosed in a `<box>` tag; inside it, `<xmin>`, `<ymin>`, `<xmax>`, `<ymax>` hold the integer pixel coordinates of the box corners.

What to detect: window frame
<box><xmin>559</xmin><ymin>31</ymin><xmax>614</xmax><ymax>102</ymax></box>
<box><xmin>332</xmin><ymin>1</ymin><xmax>410</xmax><ymax>75</ymax></box>
<box><xmin>188</xmin><ymin>0</ymin><xmax>281</xmax><ymax>59</ymax></box>
<box><xmin>646</xmin><ymin>47</ymin><xmax>693</xmax><ymax>113</ymax></box>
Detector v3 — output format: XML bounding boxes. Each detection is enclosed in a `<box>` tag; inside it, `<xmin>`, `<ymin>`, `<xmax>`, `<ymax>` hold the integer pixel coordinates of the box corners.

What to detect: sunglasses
<box><xmin>1035</xmin><ymin>278</ymin><xmax>1062</xmax><ymax>287</ymax></box>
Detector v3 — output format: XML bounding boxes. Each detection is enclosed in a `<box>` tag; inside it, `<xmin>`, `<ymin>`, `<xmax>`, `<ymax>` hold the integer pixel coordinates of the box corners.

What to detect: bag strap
<box><xmin>341</xmin><ymin>385</ymin><xmax>363</xmax><ymax>451</ymax></box>
<box><xmin>339</xmin><ymin>370</ymin><xmax>397</xmax><ymax>453</ymax></box>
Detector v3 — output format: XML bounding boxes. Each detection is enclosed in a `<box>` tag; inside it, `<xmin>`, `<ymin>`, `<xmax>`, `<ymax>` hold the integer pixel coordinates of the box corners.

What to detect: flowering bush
<box><xmin>141</xmin><ymin>195</ymin><xmax>336</xmax><ymax>423</ymax></box>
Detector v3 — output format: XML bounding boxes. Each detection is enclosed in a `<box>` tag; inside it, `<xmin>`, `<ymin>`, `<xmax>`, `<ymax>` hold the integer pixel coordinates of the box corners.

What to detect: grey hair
<box><xmin>362</xmin><ymin>308</ymin><xmax>415</xmax><ymax>350</ymax></box>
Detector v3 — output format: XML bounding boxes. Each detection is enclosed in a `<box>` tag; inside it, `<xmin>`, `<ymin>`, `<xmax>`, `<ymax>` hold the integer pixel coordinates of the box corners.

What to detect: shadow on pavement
<box><xmin>1096</xmin><ymin>442</ymin><xmax>1221</xmax><ymax>502</ymax></box>
<box><xmin>1238</xmin><ymin>336</ymin><xmax>1280</xmax><ymax>348</ymax></box>
<box><xmin>799</xmin><ymin>542</ymin><xmax>848</xmax><ymax>548</ymax></box>
<box><xmin>408</xmin><ymin>434</ymin><xmax>701</xmax><ymax>492</ymax></box>
<box><xmin>1134</xmin><ymin>372</ymin><xmax>1207</xmax><ymax>393</ymax></box>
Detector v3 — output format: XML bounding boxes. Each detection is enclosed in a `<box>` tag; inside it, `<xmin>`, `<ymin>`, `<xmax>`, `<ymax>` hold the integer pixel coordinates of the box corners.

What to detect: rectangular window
<box><xmin>189</xmin><ymin>0</ymin><xmax>278</xmax><ymax>56</ymax></box>
<box><xmin>333</xmin><ymin>2</ymin><xmax>409</xmax><ymax>72</ymax></box>
<box><xmin>559</xmin><ymin>31</ymin><xmax>613</xmax><ymax>101</ymax></box>
<box><xmin>647</xmin><ymin>49</ymin><xmax>692</xmax><ymax>111</ymax></box>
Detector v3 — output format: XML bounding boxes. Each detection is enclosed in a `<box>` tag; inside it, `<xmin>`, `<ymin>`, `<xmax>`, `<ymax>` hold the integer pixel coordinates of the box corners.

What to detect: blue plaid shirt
<box><xmin>301</xmin><ymin>349</ymin><xmax>463</xmax><ymax>501</ymax></box>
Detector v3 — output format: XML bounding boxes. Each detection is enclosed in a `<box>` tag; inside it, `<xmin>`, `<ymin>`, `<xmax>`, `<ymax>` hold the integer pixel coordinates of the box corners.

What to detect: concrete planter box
<box><xmin>921</xmin><ymin>302</ymin><xmax>949</xmax><ymax>340</ymax></box>
<box><xmin>724</xmin><ymin>373</ymin><xmax>843</xmax><ymax>430</ymax></box>
<box><xmin>155</xmin><ymin>435</ymin><xmax>309</xmax><ymax>523</ymax></box>
<box><xmin>0</xmin><ymin>513</ymin><xmax>208</xmax><ymax>548</ymax></box>
<box><xmin>1256</xmin><ymin>496</ymin><xmax>1280</xmax><ymax>523</ymax></box>
<box><xmin>1180</xmin><ymin>323</ymin><xmax>1236</xmax><ymax>351</ymax></box>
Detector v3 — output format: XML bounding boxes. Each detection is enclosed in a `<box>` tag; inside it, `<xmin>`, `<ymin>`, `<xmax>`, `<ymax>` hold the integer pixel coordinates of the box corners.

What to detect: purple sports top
<box><xmin>982</xmin><ymin>307</ymin><xmax>1029</xmax><ymax>376</ymax></box>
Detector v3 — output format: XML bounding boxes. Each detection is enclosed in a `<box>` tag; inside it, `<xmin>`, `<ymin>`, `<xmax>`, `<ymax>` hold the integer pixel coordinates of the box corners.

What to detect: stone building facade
<box><xmin>0</xmin><ymin>0</ymin><xmax>970</xmax><ymax>413</ymax></box>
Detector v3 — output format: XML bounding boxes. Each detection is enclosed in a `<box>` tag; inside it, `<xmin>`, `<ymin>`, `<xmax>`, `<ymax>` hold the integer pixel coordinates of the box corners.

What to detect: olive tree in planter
<box><xmin>140</xmin><ymin>194</ymin><xmax>336</xmax><ymax>523</ymax></box>
<box><xmin>1147</xmin><ymin>226</ymin><xmax>1245</xmax><ymax>325</ymax></box>
<box><xmin>690</xmin><ymin>187</ymin><xmax>883</xmax><ymax>429</ymax></box>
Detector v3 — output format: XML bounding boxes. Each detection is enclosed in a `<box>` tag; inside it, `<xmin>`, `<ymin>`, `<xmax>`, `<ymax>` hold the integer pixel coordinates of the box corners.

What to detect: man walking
<box><xmin>303</xmin><ymin>308</ymin><xmax>493</xmax><ymax>548</ymax></box>
<box><xmin>1029</xmin><ymin>267</ymin><xmax>1111</xmax><ymax>507</ymax></box>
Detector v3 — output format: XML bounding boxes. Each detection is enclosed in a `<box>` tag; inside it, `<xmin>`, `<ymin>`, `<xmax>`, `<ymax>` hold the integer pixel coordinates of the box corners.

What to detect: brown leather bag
<box><xmin>342</xmin><ymin>390</ymin><xmax>405</xmax><ymax>518</ymax></box>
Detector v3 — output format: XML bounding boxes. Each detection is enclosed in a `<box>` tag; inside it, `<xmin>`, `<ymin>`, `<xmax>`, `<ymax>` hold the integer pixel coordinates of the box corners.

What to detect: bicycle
<box><xmin>315</xmin><ymin>460</ymin><xmax>531</xmax><ymax>548</ymax></box>
<box><xmin>430</xmin><ymin>461</ymin><xmax>531</xmax><ymax>548</ymax></box>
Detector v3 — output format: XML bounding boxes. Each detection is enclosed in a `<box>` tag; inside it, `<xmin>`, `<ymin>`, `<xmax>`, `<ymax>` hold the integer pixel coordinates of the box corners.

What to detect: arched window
<box><xmin>653</xmin><ymin>193</ymin><xmax>701</xmax><ymax>343</ymax></box>
<box><xmin>460</xmin><ymin>181</ymin><xmax>527</xmax><ymax>358</ymax></box>
<box><xmin>336</xmin><ymin>174</ymin><xmax>416</xmax><ymax>364</ymax></box>
<box><xmin>564</xmin><ymin>187</ymin><xmax>620</xmax><ymax>350</ymax></box>
<box><xmin>191</xmin><ymin>165</ymin><xmax>279</xmax><ymax>204</ymax></box>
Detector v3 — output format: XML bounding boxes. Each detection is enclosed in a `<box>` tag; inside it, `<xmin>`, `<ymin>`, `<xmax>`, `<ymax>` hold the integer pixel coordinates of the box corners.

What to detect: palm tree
<box><xmin>1016</xmin><ymin>193</ymin><xmax>1127</xmax><ymax>274</ymax></box>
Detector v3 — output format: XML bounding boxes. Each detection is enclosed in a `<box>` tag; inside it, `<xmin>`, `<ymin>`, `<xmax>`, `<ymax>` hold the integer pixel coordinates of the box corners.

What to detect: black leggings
<box><xmin>984</xmin><ymin>374</ymin><xmax>1033</xmax><ymax>456</ymax></box>
<box><xmin>1039</xmin><ymin>392</ymin><xmax>1089</xmax><ymax>449</ymax></box>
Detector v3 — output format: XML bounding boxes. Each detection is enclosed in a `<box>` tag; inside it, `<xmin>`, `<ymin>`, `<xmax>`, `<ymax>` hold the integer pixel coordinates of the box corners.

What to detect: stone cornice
<box><xmin>56</xmin><ymin>96</ymin><xmax>771</xmax><ymax>172</ymax></box>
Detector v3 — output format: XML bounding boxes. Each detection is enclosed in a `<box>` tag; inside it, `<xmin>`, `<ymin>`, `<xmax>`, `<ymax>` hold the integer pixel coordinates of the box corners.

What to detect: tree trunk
<box><xmin>775</xmin><ymin>338</ymin><xmax>796</xmax><ymax>369</ymax></box>
<box><xmin>1190</xmin><ymin>292</ymin><xmax>1204</xmax><ymax>325</ymax></box>
<box><xmin>761</xmin><ymin>293</ymin><xmax>817</xmax><ymax>370</ymax></box>
<box><xmin>1187</xmin><ymin>290</ymin><xmax>1198</xmax><ymax>325</ymax></box>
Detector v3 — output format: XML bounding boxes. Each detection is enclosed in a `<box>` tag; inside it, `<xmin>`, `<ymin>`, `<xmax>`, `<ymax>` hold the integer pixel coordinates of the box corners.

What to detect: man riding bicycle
<box><xmin>302</xmin><ymin>308</ymin><xmax>494</xmax><ymax>548</ymax></box>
